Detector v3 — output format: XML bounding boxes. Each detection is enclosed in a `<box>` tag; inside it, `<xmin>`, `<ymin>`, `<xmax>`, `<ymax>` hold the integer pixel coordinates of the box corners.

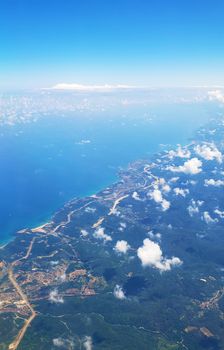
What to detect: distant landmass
<box><xmin>0</xmin><ymin>116</ymin><xmax>223</xmax><ymax>350</ymax></box>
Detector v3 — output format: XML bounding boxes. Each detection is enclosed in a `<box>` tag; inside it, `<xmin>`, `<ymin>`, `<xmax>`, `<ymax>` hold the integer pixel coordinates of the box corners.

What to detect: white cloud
<box><xmin>204</xmin><ymin>179</ymin><xmax>224</xmax><ymax>187</ymax></box>
<box><xmin>49</xmin><ymin>289</ymin><xmax>64</xmax><ymax>304</ymax></box>
<box><xmin>149</xmin><ymin>189</ymin><xmax>163</xmax><ymax>203</ymax></box>
<box><xmin>50</xmin><ymin>260</ymin><xmax>59</xmax><ymax>266</ymax></box>
<box><xmin>167</xmin><ymin>146</ymin><xmax>191</xmax><ymax>159</ymax></box>
<box><xmin>189</xmin><ymin>180</ymin><xmax>197</xmax><ymax>185</ymax></box>
<box><xmin>47</xmin><ymin>83</ymin><xmax>136</xmax><ymax>91</ymax></box>
<box><xmin>118</xmin><ymin>222</ymin><xmax>127</xmax><ymax>232</ymax></box>
<box><xmin>162</xmin><ymin>184</ymin><xmax>171</xmax><ymax>193</ymax></box>
<box><xmin>158</xmin><ymin>178</ymin><xmax>166</xmax><ymax>185</ymax></box>
<box><xmin>93</xmin><ymin>227</ymin><xmax>112</xmax><ymax>242</ymax></box>
<box><xmin>202</xmin><ymin>211</ymin><xmax>218</xmax><ymax>224</ymax></box>
<box><xmin>81</xmin><ymin>229</ymin><xmax>89</xmax><ymax>237</ymax></box>
<box><xmin>76</xmin><ymin>139</ymin><xmax>91</xmax><ymax>145</ymax></box>
<box><xmin>114</xmin><ymin>240</ymin><xmax>130</xmax><ymax>254</ymax></box>
<box><xmin>169</xmin><ymin>177</ymin><xmax>179</xmax><ymax>183</ymax></box>
<box><xmin>167</xmin><ymin>158</ymin><xmax>202</xmax><ymax>175</ymax></box>
<box><xmin>214</xmin><ymin>209</ymin><xmax>224</xmax><ymax>219</ymax></box>
<box><xmin>114</xmin><ymin>285</ymin><xmax>126</xmax><ymax>299</ymax></box>
<box><xmin>132</xmin><ymin>191</ymin><xmax>141</xmax><ymax>201</ymax></box>
<box><xmin>161</xmin><ymin>199</ymin><xmax>171</xmax><ymax>211</ymax></box>
<box><xmin>173</xmin><ymin>188</ymin><xmax>189</xmax><ymax>197</ymax></box>
<box><xmin>188</xmin><ymin>205</ymin><xmax>199</xmax><ymax>216</ymax></box>
<box><xmin>187</xmin><ymin>199</ymin><xmax>203</xmax><ymax>217</ymax></box>
<box><xmin>137</xmin><ymin>238</ymin><xmax>182</xmax><ymax>271</ymax></box>
<box><xmin>83</xmin><ymin>336</ymin><xmax>93</xmax><ymax>350</ymax></box>
<box><xmin>60</xmin><ymin>272</ymin><xmax>66</xmax><ymax>282</ymax></box>
<box><xmin>208</xmin><ymin>90</ymin><xmax>224</xmax><ymax>103</ymax></box>
<box><xmin>148</xmin><ymin>189</ymin><xmax>170</xmax><ymax>211</ymax></box>
<box><xmin>194</xmin><ymin>143</ymin><xmax>222</xmax><ymax>163</ymax></box>
<box><xmin>53</xmin><ymin>338</ymin><xmax>65</xmax><ymax>347</ymax></box>
<box><xmin>85</xmin><ymin>207</ymin><xmax>96</xmax><ymax>213</ymax></box>
<box><xmin>147</xmin><ymin>231</ymin><xmax>161</xmax><ymax>240</ymax></box>
<box><xmin>53</xmin><ymin>338</ymin><xmax>74</xmax><ymax>349</ymax></box>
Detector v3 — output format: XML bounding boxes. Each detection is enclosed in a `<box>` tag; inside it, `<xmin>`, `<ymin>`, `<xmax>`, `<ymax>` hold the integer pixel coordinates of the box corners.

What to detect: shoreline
<box><xmin>0</xmin><ymin>111</ymin><xmax>208</xmax><ymax>253</ymax></box>
<box><xmin>0</xmin><ymin>115</ymin><xmax>205</xmax><ymax>252</ymax></box>
<box><xmin>0</xmin><ymin>241</ymin><xmax>10</xmax><ymax>249</ymax></box>
<box><xmin>0</xmin><ymin>176</ymin><xmax>120</xmax><ymax>251</ymax></box>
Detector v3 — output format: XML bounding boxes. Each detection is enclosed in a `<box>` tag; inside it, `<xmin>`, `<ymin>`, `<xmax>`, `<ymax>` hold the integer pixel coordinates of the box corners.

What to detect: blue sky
<box><xmin>1</xmin><ymin>0</ymin><xmax>224</xmax><ymax>89</ymax></box>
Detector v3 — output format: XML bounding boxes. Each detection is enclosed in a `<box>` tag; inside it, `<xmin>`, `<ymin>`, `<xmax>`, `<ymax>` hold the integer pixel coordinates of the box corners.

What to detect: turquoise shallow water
<box><xmin>0</xmin><ymin>102</ymin><xmax>213</xmax><ymax>243</ymax></box>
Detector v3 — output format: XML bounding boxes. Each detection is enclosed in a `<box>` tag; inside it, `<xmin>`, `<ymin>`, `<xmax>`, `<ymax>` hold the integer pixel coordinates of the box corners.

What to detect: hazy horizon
<box><xmin>1</xmin><ymin>0</ymin><xmax>224</xmax><ymax>89</ymax></box>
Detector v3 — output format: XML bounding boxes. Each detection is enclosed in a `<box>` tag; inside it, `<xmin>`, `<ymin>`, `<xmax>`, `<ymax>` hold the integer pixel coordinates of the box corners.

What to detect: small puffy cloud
<box><xmin>137</xmin><ymin>239</ymin><xmax>182</xmax><ymax>271</ymax></box>
<box><xmin>189</xmin><ymin>180</ymin><xmax>197</xmax><ymax>185</ymax></box>
<box><xmin>50</xmin><ymin>260</ymin><xmax>59</xmax><ymax>266</ymax></box>
<box><xmin>202</xmin><ymin>211</ymin><xmax>218</xmax><ymax>224</ymax></box>
<box><xmin>161</xmin><ymin>199</ymin><xmax>170</xmax><ymax>211</ymax></box>
<box><xmin>149</xmin><ymin>189</ymin><xmax>163</xmax><ymax>202</ymax></box>
<box><xmin>118</xmin><ymin>222</ymin><xmax>127</xmax><ymax>232</ymax></box>
<box><xmin>114</xmin><ymin>240</ymin><xmax>130</xmax><ymax>254</ymax></box>
<box><xmin>214</xmin><ymin>209</ymin><xmax>224</xmax><ymax>219</ymax></box>
<box><xmin>114</xmin><ymin>285</ymin><xmax>126</xmax><ymax>299</ymax></box>
<box><xmin>49</xmin><ymin>289</ymin><xmax>64</xmax><ymax>304</ymax></box>
<box><xmin>194</xmin><ymin>143</ymin><xmax>222</xmax><ymax>163</ymax></box>
<box><xmin>53</xmin><ymin>338</ymin><xmax>74</xmax><ymax>349</ymax></box>
<box><xmin>147</xmin><ymin>231</ymin><xmax>161</xmax><ymax>241</ymax></box>
<box><xmin>162</xmin><ymin>184</ymin><xmax>171</xmax><ymax>193</ymax></box>
<box><xmin>187</xmin><ymin>199</ymin><xmax>203</xmax><ymax>217</ymax></box>
<box><xmin>132</xmin><ymin>191</ymin><xmax>141</xmax><ymax>201</ymax></box>
<box><xmin>167</xmin><ymin>146</ymin><xmax>191</xmax><ymax>159</ymax></box>
<box><xmin>76</xmin><ymin>139</ymin><xmax>91</xmax><ymax>145</ymax></box>
<box><xmin>148</xmin><ymin>189</ymin><xmax>170</xmax><ymax>211</ymax></box>
<box><xmin>85</xmin><ymin>207</ymin><xmax>96</xmax><ymax>213</ymax></box>
<box><xmin>167</xmin><ymin>158</ymin><xmax>202</xmax><ymax>175</ymax></box>
<box><xmin>158</xmin><ymin>178</ymin><xmax>166</xmax><ymax>185</ymax></box>
<box><xmin>208</xmin><ymin>90</ymin><xmax>224</xmax><ymax>103</ymax></box>
<box><xmin>188</xmin><ymin>205</ymin><xmax>199</xmax><ymax>216</ymax></box>
<box><xmin>83</xmin><ymin>336</ymin><xmax>93</xmax><ymax>350</ymax></box>
<box><xmin>53</xmin><ymin>338</ymin><xmax>65</xmax><ymax>347</ymax></box>
<box><xmin>60</xmin><ymin>273</ymin><xmax>66</xmax><ymax>282</ymax></box>
<box><xmin>80</xmin><ymin>229</ymin><xmax>89</xmax><ymax>237</ymax></box>
<box><xmin>169</xmin><ymin>177</ymin><xmax>179</xmax><ymax>183</ymax></box>
<box><xmin>204</xmin><ymin>179</ymin><xmax>224</xmax><ymax>187</ymax></box>
<box><xmin>93</xmin><ymin>227</ymin><xmax>112</xmax><ymax>242</ymax></box>
<box><xmin>173</xmin><ymin>188</ymin><xmax>189</xmax><ymax>197</ymax></box>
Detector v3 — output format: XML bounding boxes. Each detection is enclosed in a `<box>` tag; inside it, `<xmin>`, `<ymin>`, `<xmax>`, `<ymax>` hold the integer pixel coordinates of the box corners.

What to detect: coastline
<box><xmin>0</xmin><ymin>130</ymin><xmax>198</xmax><ymax>251</ymax></box>
<box><xmin>0</xmin><ymin>175</ymin><xmax>120</xmax><ymax>250</ymax></box>
<box><xmin>0</xmin><ymin>113</ymin><xmax>209</xmax><ymax>251</ymax></box>
<box><xmin>0</xmin><ymin>107</ymin><xmax>212</xmax><ymax>253</ymax></box>
<box><xmin>0</xmin><ymin>242</ymin><xmax>10</xmax><ymax>249</ymax></box>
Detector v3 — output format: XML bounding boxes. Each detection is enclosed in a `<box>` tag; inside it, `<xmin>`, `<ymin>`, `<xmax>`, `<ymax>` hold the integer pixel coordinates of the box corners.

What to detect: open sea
<box><xmin>0</xmin><ymin>102</ymin><xmax>214</xmax><ymax>244</ymax></box>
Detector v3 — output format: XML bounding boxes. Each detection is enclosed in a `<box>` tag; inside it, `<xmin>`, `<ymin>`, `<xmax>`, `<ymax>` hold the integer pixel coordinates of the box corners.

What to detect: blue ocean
<box><xmin>0</xmin><ymin>103</ymin><xmax>213</xmax><ymax>244</ymax></box>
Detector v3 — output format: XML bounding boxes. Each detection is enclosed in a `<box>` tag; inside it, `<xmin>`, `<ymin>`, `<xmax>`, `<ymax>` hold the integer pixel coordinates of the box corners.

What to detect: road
<box><xmin>108</xmin><ymin>195</ymin><xmax>129</xmax><ymax>215</ymax></box>
<box><xmin>53</xmin><ymin>200</ymin><xmax>95</xmax><ymax>233</ymax></box>
<box><xmin>8</xmin><ymin>267</ymin><xmax>36</xmax><ymax>350</ymax></box>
